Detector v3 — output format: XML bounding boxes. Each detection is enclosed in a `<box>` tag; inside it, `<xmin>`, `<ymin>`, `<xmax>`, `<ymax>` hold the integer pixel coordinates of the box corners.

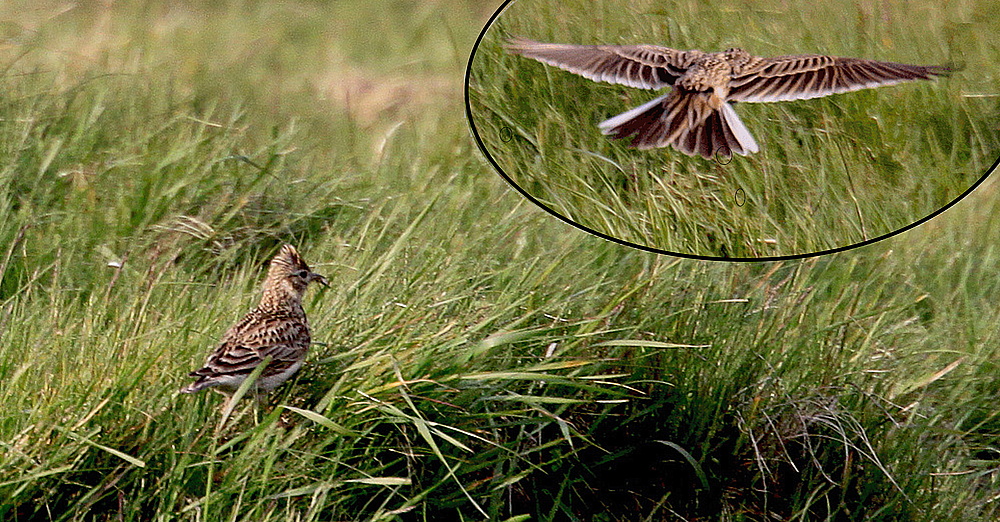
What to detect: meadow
<box><xmin>2</xmin><ymin>1</ymin><xmax>1000</xmax><ymax>520</ymax></box>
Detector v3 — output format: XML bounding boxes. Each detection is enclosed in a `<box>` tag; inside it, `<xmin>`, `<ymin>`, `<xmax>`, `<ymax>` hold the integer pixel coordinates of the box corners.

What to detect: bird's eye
<box><xmin>294</xmin><ymin>269</ymin><xmax>310</xmax><ymax>279</ymax></box>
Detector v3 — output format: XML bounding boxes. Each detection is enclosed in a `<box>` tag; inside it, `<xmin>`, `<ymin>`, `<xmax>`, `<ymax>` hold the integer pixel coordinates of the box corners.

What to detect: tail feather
<box><xmin>179</xmin><ymin>371</ymin><xmax>218</xmax><ymax>394</ymax></box>
<box><xmin>597</xmin><ymin>93</ymin><xmax>676</xmax><ymax>146</ymax></box>
<box><xmin>599</xmin><ymin>90</ymin><xmax>759</xmax><ymax>159</ymax></box>
<box><xmin>719</xmin><ymin>102</ymin><xmax>759</xmax><ymax>155</ymax></box>
<box><xmin>179</xmin><ymin>380</ymin><xmax>211</xmax><ymax>394</ymax></box>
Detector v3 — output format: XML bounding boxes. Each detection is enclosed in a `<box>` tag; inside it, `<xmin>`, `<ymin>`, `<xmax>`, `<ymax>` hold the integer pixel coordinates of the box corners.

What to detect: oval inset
<box><xmin>466</xmin><ymin>0</ymin><xmax>998</xmax><ymax>260</ymax></box>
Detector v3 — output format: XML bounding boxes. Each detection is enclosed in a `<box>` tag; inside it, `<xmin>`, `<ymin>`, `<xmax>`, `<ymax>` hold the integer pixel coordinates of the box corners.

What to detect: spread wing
<box><xmin>505</xmin><ymin>37</ymin><xmax>703</xmax><ymax>90</ymax></box>
<box><xmin>728</xmin><ymin>54</ymin><xmax>951</xmax><ymax>103</ymax></box>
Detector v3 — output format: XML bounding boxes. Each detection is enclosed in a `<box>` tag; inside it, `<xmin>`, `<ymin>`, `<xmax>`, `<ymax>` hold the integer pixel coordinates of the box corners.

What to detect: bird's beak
<box><xmin>311</xmin><ymin>273</ymin><xmax>330</xmax><ymax>287</ymax></box>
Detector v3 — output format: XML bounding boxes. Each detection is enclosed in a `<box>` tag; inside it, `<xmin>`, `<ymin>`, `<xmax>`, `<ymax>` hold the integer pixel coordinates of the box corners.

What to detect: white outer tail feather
<box><xmin>597</xmin><ymin>94</ymin><xmax>671</xmax><ymax>134</ymax></box>
<box><xmin>719</xmin><ymin>103</ymin><xmax>759</xmax><ymax>154</ymax></box>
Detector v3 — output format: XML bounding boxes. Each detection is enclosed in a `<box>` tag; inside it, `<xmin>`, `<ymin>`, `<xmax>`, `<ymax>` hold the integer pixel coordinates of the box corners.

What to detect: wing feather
<box><xmin>730</xmin><ymin>55</ymin><xmax>950</xmax><ymax>103</ymax></box>
<box><xmin>192</xmin><ymin>310</ymin><xmax>310</xmax><ymax>378</ymax></box>
<box><xmin>505</xmin><ymin>37</ymin><xmax>702</xmax><ymax>90</ymax></box>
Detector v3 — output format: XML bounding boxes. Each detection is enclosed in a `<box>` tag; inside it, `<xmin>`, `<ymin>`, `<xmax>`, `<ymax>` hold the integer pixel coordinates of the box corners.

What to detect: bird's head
<box><xmin>264</xmin><ymin>244</ymin><xmax>329</xmax><ymax>300</ymax></box>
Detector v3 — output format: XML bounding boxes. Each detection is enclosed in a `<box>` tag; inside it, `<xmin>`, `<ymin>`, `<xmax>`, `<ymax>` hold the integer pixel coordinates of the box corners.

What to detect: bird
<box><xmin>180</xmin><ymin>244</ymin><xmax>328</xmax><ymax>397</ymax></box>
<box><xmin>504</xmin><ymin>37</ymin><xmax>952</xmax><ymax>159</ymax></box>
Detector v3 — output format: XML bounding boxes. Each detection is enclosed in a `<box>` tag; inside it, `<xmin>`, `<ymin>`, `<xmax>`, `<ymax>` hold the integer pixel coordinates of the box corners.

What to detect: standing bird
<box><xmin>180</xmin><ymin>244</ymin><xmax>328</xmax><ymax>397</ymax></box>
<box><xmin>505</xmin><ymin>37</ymin><xmax>952</xmax><ymax>159</ymax></box>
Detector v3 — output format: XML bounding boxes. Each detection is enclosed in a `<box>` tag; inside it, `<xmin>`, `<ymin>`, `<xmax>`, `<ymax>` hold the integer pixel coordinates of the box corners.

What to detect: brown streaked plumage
<box><xmin>505</xmin><ymin>37</ymin><xmax>951</xmax><ymax>159</ymax></box>
<box><xmin>180</xmin><ymin>244</ymin><xmax>328</xmax><ymax>396</ymax></box>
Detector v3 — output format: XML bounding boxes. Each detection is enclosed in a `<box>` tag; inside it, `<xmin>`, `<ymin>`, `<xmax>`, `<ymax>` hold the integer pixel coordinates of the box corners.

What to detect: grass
<box><xmin>467</xmin><ymin>0</ymin><xmax>1000</xmax><ymax>259</ymax></box>
<box><xmin>1</xmin><ymin>0</ymin><xmax>1000</xmax><ymax>520</ymax></box>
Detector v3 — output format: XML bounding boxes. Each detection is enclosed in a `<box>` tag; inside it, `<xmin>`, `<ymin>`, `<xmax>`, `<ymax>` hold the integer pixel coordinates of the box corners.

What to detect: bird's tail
<box><xmin>179</xmin><ymin>375</ymin><xmax>214</xmax><ymax>394</ymax></box>
<box><xmin>598</xmin><ymin>91</ymin><xmax>759</xmax><ymax>159</ymax></box>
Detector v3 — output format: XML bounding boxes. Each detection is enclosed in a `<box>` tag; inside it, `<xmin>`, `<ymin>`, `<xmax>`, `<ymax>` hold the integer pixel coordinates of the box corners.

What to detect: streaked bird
<box><xmin>505</xmin><ymin>37</ymin><xmax>951</xmax><ymax>159</ymax></box>
<box><xmin>180</xmin><ymin>244</ymin><xmax>328</xmax><ymax>397</ymax></box>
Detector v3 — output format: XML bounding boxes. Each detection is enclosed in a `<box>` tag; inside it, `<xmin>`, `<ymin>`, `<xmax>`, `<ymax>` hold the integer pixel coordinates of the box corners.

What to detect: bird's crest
<box><xmin>268</xmin><ymin>244</ymin><xmax>311</xmax><ymax>276</ymax></box>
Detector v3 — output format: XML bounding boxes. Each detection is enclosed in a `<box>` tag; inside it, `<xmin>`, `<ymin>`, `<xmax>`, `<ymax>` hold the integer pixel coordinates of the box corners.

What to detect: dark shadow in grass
<box><xmin>502</xmin><ymin>385</ymin><xmax>916</xmax><ymax>521</ymax></box>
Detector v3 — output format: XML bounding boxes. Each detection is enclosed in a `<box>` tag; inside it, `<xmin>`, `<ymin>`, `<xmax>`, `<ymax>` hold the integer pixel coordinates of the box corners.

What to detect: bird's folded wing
<box><xmin>728</xmin><ymin>55</ymin><xmax>951</xmax><ymax>103</ymax></box>
<box><xmin>195</xmin><ymin>318</ymin><xmax>309</xmax><ymax>377</ymax></box>
<box><xmin>505</xmin><ymin>37</ymin><xmax>700</xmax><ymax>90</ymax></box>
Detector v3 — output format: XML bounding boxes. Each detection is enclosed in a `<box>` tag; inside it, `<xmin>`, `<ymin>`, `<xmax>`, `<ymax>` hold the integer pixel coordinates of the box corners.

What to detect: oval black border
<box><xmin>464</xmin><ymin>0</ymin><xmax>998</xmax><ymax>262</ymax></box>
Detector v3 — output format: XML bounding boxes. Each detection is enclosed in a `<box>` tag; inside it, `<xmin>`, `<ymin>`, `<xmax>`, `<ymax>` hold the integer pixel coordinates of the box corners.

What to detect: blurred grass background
<box><xmin>468</xmin><ymin>0</ymin><xmax>999</xmax><ymax>258</ymax></box>
<box><xmin>1</xmin><ymin>0</ymin><xmax>1000</xmax><ymax>520</ymax></box>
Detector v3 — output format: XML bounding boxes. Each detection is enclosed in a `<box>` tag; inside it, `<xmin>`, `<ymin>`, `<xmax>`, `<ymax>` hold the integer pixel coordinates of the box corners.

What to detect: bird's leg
<box><xmin>251</xmin><ymin>391</ymin><xmax>268</xmax><ymax>425</ymax></box>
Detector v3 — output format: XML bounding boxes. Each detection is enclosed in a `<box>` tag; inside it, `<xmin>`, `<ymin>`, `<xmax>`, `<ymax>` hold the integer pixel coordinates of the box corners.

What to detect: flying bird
<box><xmin>505</xmin><ymin>37</ymin><xmax>951</xmax><ymax>159</ymax></box>
<box><xmin>181</xmin><ymin>244</ymin><xmax>328</xmax><ymax>398</ymax></box>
